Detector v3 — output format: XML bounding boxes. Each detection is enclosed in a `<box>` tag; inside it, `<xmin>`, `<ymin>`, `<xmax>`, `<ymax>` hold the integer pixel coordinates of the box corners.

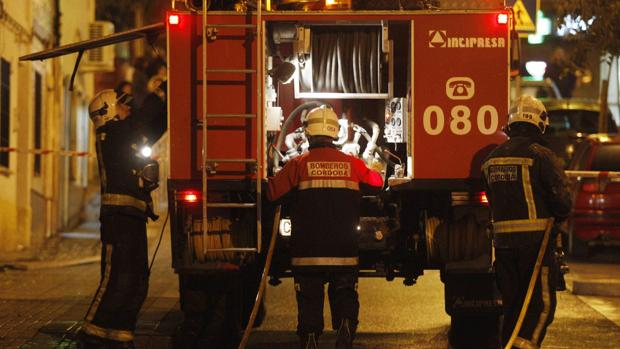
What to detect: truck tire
<box><xmin>449</xmin><ymin>314</ymin><xmax>501</xmax><ymax>349</ymax></box>
<box><xmin>174</xmin><ymin>270</ymin><xmax>264</xmax><ymax>349</ymax></box>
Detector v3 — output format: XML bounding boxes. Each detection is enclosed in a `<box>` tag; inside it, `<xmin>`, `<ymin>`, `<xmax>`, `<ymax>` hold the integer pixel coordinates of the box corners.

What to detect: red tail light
<box><xmin>168</xmin><ymin>15</ymin><xmax>180</xmax><ymax>25</ymax></box>
<box><xmin>179</xmin><ymin>191</ymin><xmax>200</xmax><ymax>203</ymax></box>
<box><xmin>479</xmin><ymin>192</ymin><xmax>489</xmax><ymax>205</ymax></box>
<box><xmin>497</xmin><ymin>13</ymin><xmax>509</xmax><ymax>25</ymax></box>
<box><xmin>581</xmin><ymin>181</ymin><xmax>599</xmax><ymax>192</ymax></box>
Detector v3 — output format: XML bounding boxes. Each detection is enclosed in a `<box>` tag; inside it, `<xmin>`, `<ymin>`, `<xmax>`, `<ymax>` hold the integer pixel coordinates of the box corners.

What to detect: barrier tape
<box><xmin>565</xmin><ymin>170</ymin><xmax>620</xmax><ymax>178</ymax></box>
<box><xmin>565</xmin><ymin>170</ymin><xmax>620</xmax><ymax>181</ymax></box>
<box><xmin>0</xmin><ymin>146</ymin><xmax>166</xmax><ymax>161</ymax></box>
<box><xmin>0</xmin><ymin>147</ymin><xmax>93</xmax><ymax>158</ymax></box>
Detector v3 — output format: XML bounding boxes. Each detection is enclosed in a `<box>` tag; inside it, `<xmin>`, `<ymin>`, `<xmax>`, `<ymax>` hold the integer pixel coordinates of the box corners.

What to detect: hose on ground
<box><xmin>238</xmin><ymin>205</ymin><xmax>282</xmax><ymax>349</ymax></box>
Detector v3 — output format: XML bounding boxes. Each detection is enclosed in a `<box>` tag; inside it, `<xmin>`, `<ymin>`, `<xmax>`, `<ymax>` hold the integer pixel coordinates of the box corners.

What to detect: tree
<box><xmin>96</xmin><ymin>0</ymin><xmax>169</xmax><ymax>57</ymax></box>
<box><xmin>96</xmin><ymin>0</ymin><xmax>169</xmax><ymax>31</ymax></box>
<box><xmin>554</xmin><ymin>0</ymin><xmax>620</xmax><ymax>132</ymax></box>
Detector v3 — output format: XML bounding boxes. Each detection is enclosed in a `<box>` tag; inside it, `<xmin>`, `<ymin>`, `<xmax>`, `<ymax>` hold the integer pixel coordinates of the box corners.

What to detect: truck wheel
<box><xmin>449</xmin><ymin>314</ymin><xmax>501</xmax><ymax>349</ymax></box>
<box><xmin>175</xmin><ymin>273</ymin><xmax>244</xmax><ymax>349</ymax></box>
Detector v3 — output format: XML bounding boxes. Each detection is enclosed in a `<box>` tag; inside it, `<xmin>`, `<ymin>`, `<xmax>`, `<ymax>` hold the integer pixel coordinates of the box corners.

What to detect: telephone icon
<box><xmin>446</xmin><ymin>77</ymin><xmax>475</xmax><ymax>100</ymax></box>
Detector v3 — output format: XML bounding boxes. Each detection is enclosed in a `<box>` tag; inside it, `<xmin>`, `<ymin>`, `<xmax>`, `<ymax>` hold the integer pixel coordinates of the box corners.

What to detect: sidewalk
<box><xmin>564</xmin><ymin>259</ymin><xmax>620</xmax><ymax>328</ymax></box>
<box><xmin>0</xmin><ymin>221</ymin><xmax>101</xmax><ymax>272</ymax></box>
<box><xmin>0</xmin><ymin>219</ymin><xmax>180</xmax><ymax>349</ymax></box>
<box><xmin>567</xmin><ymin>261</ymin><xmax>620</xmax><ymax>297</ymax></box>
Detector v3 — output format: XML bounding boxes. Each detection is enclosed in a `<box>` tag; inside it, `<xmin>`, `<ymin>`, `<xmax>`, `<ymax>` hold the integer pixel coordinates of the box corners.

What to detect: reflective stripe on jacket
<box><xmin>96</xmin><ymin>118</ymin><xmax>152</xmax><ymax>219</ymax></box>
<box><xmin>267</xmin><ymin>145</ymin><xmax>383</xmax><ymax>269</ymax></box>
<box><xmin>482</xmin><ymin>136</ymin><xmax>571</xmax><ymax>242</ymax></box>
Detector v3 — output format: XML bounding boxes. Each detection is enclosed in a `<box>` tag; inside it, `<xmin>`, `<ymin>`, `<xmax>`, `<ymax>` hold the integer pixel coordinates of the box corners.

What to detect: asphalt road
<box><xmin>247</xmin><ymin>271</ymin><xmax>620</xmax><ymax>349</ymax></box>
<box><xmin>6</xmin><ymin>219</ymin><xmax>620</xmax><ymax>349</ymax></box>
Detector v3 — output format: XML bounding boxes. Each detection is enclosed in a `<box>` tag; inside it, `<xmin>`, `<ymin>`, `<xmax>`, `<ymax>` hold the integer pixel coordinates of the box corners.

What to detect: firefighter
<box><xmin>481</xmin><ymin>95</ymin><xmax>572</xmax><ymax>349</ymax></box>
<box><xmin>78</xmin><ymin>89</ymin><xmax>159</xmax><ymax>349</ymax></box>
<box><xmin>136</xmin><ymin>75</ymin><xmax>167</xmax><ymax>144</ymax></box>
<box><xmin>267</xmin><ymin>106</ymin><xmax>383</xmax><ymax>349</ymax></box>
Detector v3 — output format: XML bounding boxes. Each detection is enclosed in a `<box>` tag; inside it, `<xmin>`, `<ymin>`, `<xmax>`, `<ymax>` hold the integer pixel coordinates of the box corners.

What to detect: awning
<box><xmin>19</xmin><ymin>23</ymin><xmax>165</xmax><ymax>61</ymax></box>
<box><xmin>19</xmin><ymin>22</ymin><xmax>165</xmax><ymax>90</ymax></box>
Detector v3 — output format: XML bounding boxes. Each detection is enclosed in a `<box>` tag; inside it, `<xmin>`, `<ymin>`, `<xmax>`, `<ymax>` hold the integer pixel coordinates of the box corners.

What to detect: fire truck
<box><xmin>165</xmin><ymin>0</ymin><xmax>511</xmax><ymax>347</ymax></box>
<box><xmin>21</xmin><ymin>0</ymin><xmax>515</xmax><ymax>347</ymax></box>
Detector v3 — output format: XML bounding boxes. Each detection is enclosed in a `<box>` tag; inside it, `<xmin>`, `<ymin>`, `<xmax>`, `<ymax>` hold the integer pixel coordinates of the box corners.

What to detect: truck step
<box><xmin>207</xmin><ymin>24</ymin><xmax>257</xmax><ymax>29</ymax></box>
<box><xmin>206</xmin><ymin>68</ymin><xmax>256</xmax><ymax>74</ymax></box>
<box><xmin>203</xmin><ymin>247</ymin><xmax>258</xmax><ymax>252</ymax></box>
<box><xmin>206</xmin><ymin>203</ymin><xmax>257</xmax><ymax>208</ymax></box>
<box><xmin>204</xmin><ymin>158</ymin><xmax>257</xmax><ymax>163</ymax></box>
<box><xmin>206</xmin><ymin>113</ymin><xmax>256</xmax><ymax>118</ymax></box>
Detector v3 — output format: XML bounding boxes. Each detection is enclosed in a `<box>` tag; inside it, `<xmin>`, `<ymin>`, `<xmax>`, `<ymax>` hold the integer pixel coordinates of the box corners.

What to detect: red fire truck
<box><xmin>166</xmin><ymin>1</ymin><xmax>511</xmax><ymax>347</ymax></box>
<box><xmin>21</xmin><ymin>0</ymin><xmax>515</xmax><ymax>347</ymax></box>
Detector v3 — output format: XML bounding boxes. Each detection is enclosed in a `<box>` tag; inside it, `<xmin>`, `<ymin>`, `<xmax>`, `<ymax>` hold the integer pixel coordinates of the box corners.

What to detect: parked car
<box><xmin>542</xmin><ymin>98</ymin><xmax>618</xmax><ymax>167</ymax></box>
<box><xmin>565</xmin><ymin>134</ymin><xmax>620</xmax><ymax>256</ymax></box>
<box><xmin>514</xmin><ymin>77</ymin><xmax>562</xmax><ymax>100</ymax></box>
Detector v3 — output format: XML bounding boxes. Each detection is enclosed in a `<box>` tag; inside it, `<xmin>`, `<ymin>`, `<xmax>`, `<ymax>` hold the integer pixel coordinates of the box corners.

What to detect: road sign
<box><xmin>412</xmin><ymin>13</ymin><xmax>509</xmax><ymax>179</ymax></box>
<box><xmin>508</xmin><ymin>0</ymin><xmax>538</xmax><ymax>33</ymax></box>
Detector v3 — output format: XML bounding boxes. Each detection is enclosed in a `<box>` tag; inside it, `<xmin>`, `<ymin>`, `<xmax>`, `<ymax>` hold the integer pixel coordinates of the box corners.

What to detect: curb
<box><xmin>572</xmin><ymin>278</ymin><xmax>620</xmax><ymax>297</ymax></box>
<box><xmin>10</xmin><ymin>255</ymin><xmax>101</xmax><ymax>271</ymax></box>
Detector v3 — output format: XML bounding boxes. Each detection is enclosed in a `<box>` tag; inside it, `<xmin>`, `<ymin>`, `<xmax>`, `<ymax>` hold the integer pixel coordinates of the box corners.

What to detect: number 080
<box><xmin>422</xmin><ymin>105</ymin><xmax>498</xmax><ymax>136</ymax></box>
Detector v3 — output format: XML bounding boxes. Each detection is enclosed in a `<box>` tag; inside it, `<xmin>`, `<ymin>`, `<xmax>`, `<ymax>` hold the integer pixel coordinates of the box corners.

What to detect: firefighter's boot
<box><xmin>106</xmin><ymin>340</ymin><xmax>136</xmax><ymax>349</ymax></box>
<box><xmin>335</xmin><ymin>319</ymin><xmax>354</xmax><ymax>349</ymax></box>
<box><xmin>76</xmin><ymin>331</ymin><xmax>106</xmax><ymax>349</ymax></box>
<box><xmin>300</xmin><ymin>333</ymin><xmax>319</xmax><ymax>349</ymax></box>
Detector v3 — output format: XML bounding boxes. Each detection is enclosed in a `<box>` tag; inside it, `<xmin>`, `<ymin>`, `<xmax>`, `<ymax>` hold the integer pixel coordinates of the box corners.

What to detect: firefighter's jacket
<box><xmin>267</xmin><ymin>145</ymin><xmax>383</xmax><ymax>270</ymax></box>
<box><xmin>95</xmin><ymin>117</ymin><xmax>157</xmax><ymax>220</ymax></box>
<box><xmin>482</xmin><ymin>135</ymin><xmax>572</xmax><ymax>246</ymax></box>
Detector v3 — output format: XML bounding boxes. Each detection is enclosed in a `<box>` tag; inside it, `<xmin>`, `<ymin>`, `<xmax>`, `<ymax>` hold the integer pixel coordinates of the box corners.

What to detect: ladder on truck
<box><xmin>200</xmin><ymin>0</ymin><xmax>264</xmax><ymax>256</ymax></box>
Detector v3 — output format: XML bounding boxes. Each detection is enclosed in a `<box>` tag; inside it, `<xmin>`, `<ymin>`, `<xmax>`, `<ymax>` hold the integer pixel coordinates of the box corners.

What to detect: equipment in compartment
<box><xmin>384</xmin><ymin>97</ymin><xmax>408</xmax><ymax>144</ymax></box>
<box><xmin>269</xmin><ymin>22</ymin><xmax>389</xmax><ymax>99</ymax></box>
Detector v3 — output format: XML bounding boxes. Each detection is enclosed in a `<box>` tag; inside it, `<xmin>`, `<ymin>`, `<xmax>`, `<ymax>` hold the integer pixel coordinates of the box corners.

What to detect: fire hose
<box><xmin>238</xmin><ymin>205</ymin><xmax>281</xmax><ymax>349</ymax></box>
<box><xmin>504</xmin><ymin>217</ymin><xmax>554</xmax><ymax>349</ymax></box>
<box><xmin>312</xmin><ymin>29</ymin><xmax>380</xmax><ymax>93</ymax></box>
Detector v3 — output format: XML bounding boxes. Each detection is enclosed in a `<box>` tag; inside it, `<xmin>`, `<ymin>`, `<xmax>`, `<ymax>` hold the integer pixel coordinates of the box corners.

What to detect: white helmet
<box><xmin>305</xmin><ymin>106</ymin><xmax>339</xmax><ymax>139</ymax></box>
<box><xmin>88</xmin><ymin>89</ymin><xmax>133</xmax><ymax>129</ymax></box>
<box><xmin>507</xmin><ymin>95</ymin><xmax>549</xmax><ymax>134</ymax></box>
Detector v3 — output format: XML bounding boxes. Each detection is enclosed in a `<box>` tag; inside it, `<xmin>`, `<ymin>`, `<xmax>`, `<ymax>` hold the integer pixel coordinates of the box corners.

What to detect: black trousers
<box><xmin>495</xmin><ymin>241</ymin><xmax>557</xmax><ymax>349</ymax></box>
<box><xmin>83</xmin><ymin>214</ymin><xmax>149</xmax><ymax>342</ymax></box>
<box><xmin>293</xmin><ymin>270</ymin><xmax>359</xmax><ymax>336</ymax></box>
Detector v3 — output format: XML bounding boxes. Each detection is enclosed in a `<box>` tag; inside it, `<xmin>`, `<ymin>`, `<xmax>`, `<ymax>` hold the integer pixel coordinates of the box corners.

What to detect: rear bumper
<box><xmin>572</xmin><ymin>211</ymin><xmax>620</xmax><ymax>241</ymax></box>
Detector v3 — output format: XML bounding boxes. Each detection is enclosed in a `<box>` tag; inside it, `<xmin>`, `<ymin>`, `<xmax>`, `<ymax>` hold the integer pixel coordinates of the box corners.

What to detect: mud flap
<box><xmin>443</xmin><ymin>263</ymin><xmax>502</xmax><ymax>349</ymax></box>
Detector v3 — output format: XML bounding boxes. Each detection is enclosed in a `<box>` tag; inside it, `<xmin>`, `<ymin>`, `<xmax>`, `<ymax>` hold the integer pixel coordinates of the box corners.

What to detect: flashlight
<box><xmin>140</xmin><ymin>146</ymin><xmax>152</xmax><ymax>158</ymax></box>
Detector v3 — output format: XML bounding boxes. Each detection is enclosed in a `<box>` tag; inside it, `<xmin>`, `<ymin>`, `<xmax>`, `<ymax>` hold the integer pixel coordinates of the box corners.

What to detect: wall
<box><xmin>0</xmin><ymin>0</ymin><xmax>96</xmax><ymax>253</ymax></box>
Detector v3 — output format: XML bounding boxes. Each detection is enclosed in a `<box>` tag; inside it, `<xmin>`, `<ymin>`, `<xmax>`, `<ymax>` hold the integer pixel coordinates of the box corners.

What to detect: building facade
<box><xmin>0</xmin><ymin>0</ymin><xmax>97</xmax><ymax>254</ymax></box>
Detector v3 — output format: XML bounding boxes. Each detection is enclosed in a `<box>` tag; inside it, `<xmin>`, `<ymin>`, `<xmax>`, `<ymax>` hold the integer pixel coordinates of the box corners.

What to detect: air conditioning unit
<box><xmin>81</xmin><ymin>21</ymin><xmax>115</xmax><ymax>72</ymax></box>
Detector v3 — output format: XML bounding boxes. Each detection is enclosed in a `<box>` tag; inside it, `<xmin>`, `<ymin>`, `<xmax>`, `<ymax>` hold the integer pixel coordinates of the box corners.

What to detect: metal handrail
<box><xmin>201</xmin><ymin>0</ymin><xmax>209</xmax><ymax>255</ymax></box>
<box><xmin>256</xmin><ymin>0</ymin><xmax>263</xmax><ymax>253</ymax></box>
<box><xmin>200</xmin><ymin>1</ymin><xmax>263</xmax><ymax>256</ymax></box>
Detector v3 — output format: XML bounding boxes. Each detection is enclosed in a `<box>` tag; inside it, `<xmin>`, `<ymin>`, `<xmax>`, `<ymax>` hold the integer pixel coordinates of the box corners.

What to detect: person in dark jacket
<box><xmin>136</xmin><ymin>76</ymin><xmax>167</xmax><ymax>144</ymax></box>
<box><xmin>78</xmin><ymin>89</ymin><xmax>159</xmax><ymax>349</ymax></box>
<box><xmin>482</xmin><ymin>95</ymin><xmax>572</xmax><ymax>349</ymax></box>
<box><xmin>268</xmin><ymin>107</ymin><xmax>383</xmax><ymax>349</ymax></box>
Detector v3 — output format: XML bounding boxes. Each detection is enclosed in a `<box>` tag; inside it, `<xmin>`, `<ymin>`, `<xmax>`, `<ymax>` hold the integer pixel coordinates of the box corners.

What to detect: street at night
<box><xmin>2</xmin><ymin>222</ymin><xmax>620</xmax><ymax>348</ymax></box>
<box><xmin>2</xmin><ymin>1</ymin><xmax>620</xmax><ymax>349</ymax></box>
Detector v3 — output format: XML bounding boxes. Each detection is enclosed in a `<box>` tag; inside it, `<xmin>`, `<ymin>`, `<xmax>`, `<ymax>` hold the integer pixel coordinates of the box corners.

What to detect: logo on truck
<box><xmin>428</xmin><ymin>30</ymin><xmax>506</xmax><ymax>48</ymax></box>
<box><xmin>446</xmin><ymin>77</ymin><xmax>475</xmax><ymax>100</ymax></box>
